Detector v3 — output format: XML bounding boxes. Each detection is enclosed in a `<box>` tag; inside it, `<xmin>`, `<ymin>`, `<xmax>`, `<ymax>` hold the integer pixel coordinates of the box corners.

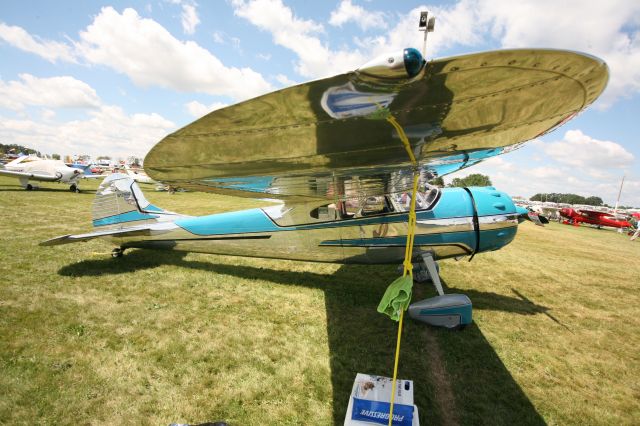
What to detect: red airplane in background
<box><xmin>559</xmin><ymin>208</ymin><xmax>632</xmax><ymax>229</ymax></box>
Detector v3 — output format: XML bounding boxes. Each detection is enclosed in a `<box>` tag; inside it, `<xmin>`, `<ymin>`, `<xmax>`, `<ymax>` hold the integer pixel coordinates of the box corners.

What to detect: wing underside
<box><xmin>144</xmin><ymin>49</ymin><xmax>608</xmax><ymax>200</ymax></box>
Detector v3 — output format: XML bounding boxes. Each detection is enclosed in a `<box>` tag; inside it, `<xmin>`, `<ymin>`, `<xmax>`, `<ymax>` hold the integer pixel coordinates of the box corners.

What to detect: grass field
<box><xmin>1</xmin><ymin>175</ymin><xmax>639</xmax><ymax>425</ymax></box>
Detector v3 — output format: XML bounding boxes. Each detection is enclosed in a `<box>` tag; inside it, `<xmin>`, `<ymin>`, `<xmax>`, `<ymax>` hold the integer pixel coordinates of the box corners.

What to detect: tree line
<box><xmin>530</xmin><ymin>193</ymin><xmax>604</xmax><ymax>206</ymax></box>
<box><xmin>0</xmin><ymin>143</ymin><xmax>41</xmax><ymax>157</ymax></box>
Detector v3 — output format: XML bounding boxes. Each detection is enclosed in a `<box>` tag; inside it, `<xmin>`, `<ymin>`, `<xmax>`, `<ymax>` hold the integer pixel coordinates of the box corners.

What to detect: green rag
<box><xmin>377</xmin><ymin>275</ymin><xmax>413</xmax><ymax>321</ymax></box>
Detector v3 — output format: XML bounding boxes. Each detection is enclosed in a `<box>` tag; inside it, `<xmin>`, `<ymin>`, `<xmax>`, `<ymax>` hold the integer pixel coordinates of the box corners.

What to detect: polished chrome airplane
<box><xmin>42</xmin><ymin>46</ymin><xmax>608</xmax><ymax>328</ymax></box>
<box><xmin>0</xmin><ymin>155</ymin><xmax>100</xmax><ymax>192</ymax></box>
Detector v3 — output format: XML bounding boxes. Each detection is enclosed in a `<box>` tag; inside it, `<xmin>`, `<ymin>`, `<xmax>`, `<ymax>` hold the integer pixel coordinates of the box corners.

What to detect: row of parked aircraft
<box><xmin>516</xmin><ymin>200</ymin><xmax>639</xmax><ymax>231</ymax></box>
<box><xmin>0</xmin><ymin>155</ymin><xmax>156</xmax><ymax>191</ymax></box>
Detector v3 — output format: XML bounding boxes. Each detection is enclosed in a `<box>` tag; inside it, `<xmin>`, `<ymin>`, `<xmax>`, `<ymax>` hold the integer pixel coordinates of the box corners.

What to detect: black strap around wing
<box><xmin>462</xmin><ymin>187</ymin><xmax>480</xmax><ymax>262</ymax></box>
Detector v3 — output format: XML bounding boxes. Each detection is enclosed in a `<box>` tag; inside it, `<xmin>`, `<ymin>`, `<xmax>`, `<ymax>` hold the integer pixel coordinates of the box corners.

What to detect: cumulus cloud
<box><xmin>76</xmin><ymin>7</ymin><xmax>271</xmax><ymax>100</ymax></box>
<box><xmin>185</xmin><ymin>100</ymin><xmax>229</xmax><ymax>118</ymax></box>
<box><xmin>232</xmin><ymin>0</ymin><xmax>366</xmax><ymax>78</ymax></box>
<box><xmin>541</xmin><ymin>129</ymin><xmax>634</xmax><ymax>169</ymax></box>
<box><xmin>346</xmin><ymin>0</ymin><xmax>640</xmax><ymax>106</ymax></box>
<box><xmin>329</xmin><ymin>0</ymin><xmax>387</xmax><ymax>31</ymax></box>
<box><xmin>445</xmin><ymin>129</ymin><xmax>637</xmax><ymax>205</ymax></box>
<box><xmin>274</xmin><ymin>73</ymin><xmax>296</xmax><ymax>86</ymax></box>
<box><xmin>0</xmin><ymin>22</ymin><xmax>77</xmax><ymax>63</ymax></box>
<box><xmin>0</xmin><ymin>74</ymin><xmax>100</xmax><ymax>110</ymax></box>
<box><xmin>181</xmin><ymin>3</ymin><xmax>200</xmax><ymax>35</ymax></box>
<box><xmin>1</xmin><ymin>8</ymin><xmax>271</xmax><ymax>101</ymax></box>
<box><xmin>0</xmin><ymin>106</ymin><xmax>175</xmax><ymax>158</ymax></box>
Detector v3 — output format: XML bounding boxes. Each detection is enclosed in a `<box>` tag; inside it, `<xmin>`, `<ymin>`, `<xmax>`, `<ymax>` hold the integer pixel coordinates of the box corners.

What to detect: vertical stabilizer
<box><xmin>92</xmin><ymin>174</ymin><xmax>166</xmax><ymax>229</ymax></box>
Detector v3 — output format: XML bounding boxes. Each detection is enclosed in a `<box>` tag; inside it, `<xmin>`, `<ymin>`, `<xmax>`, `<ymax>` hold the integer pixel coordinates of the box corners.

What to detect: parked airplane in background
<box><xmin>43</xmin><ymin>45</ymin><xmax>608</xmax><ymax>328</ymax></box>
<box><xmin>0</xmin><ymin>155</ymin><xmax>100</xmax><ymax>192</ymax></box>
<box><xmin>124</xmin><ymin>165</ymin><xmax>155</xmax><ymax>184</ymax></box>
<box><xmin>559</xmin><ymin>207</ymin><xmax>632</xmax><ymax>229</ymax></box>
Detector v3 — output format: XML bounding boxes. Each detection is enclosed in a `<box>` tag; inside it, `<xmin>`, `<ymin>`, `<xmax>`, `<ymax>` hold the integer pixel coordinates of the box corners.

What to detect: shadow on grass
<box><xmin>59</xmin><ymin>249</ymin><xmax>546</xmax><ymax>425</ymax></box>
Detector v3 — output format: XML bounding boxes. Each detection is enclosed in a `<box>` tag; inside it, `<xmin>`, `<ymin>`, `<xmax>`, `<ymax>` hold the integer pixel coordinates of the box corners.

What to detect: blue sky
<box><xmin>1</xmin><ymin>0</ymin><xmax>639</xmax><ymax>205</ymax></box>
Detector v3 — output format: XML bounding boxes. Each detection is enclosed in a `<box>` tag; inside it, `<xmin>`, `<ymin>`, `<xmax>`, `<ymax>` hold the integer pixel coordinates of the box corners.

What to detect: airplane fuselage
<box><xmin>559</xmin><ymin>208</ymin><xmax>631</xmax><ymax>229</ymax></box>
<box><xmin>98</xmin><ymin>186</ymin><xmax>519</xmax><ymax>264</ymax></box>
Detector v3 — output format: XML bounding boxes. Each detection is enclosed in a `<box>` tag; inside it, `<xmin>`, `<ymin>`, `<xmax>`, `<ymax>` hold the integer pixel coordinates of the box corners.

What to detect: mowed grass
<box><xmin>0</xmin><ymin>175</ymin><xmax>639</xmax><ymax>425</ymax></box>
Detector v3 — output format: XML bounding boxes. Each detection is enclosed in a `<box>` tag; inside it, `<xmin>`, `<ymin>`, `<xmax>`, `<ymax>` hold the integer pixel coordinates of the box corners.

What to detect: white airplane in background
<box><xmin>124</xmin><ymin>165</ymin><xmax>155</xmax><ymax>184</ymax></box>
<box><xmin>0</xmin><ymin>155</ymin><xmax>101</xmax><ymax>192</ymax></box>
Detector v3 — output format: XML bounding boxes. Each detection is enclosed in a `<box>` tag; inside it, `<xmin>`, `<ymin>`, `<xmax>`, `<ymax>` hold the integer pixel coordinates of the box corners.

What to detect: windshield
<box><xmin>389</xmin><ymin>186</ymin><xmax>439</xmax><ymax>212</ymax></box>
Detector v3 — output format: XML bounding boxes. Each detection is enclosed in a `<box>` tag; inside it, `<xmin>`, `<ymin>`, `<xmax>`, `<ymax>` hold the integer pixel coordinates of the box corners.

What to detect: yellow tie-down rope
<box><xmin>385</xmin><ymin>115</ymin><xmax>419</xmax><ymax>426</ymax></box>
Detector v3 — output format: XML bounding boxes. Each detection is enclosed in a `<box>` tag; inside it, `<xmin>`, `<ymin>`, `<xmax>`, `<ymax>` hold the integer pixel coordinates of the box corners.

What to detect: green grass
<box><xmin>1</xmin><ymin>175</ymin><xmax>639</xmax><ymax>425</ymax></box>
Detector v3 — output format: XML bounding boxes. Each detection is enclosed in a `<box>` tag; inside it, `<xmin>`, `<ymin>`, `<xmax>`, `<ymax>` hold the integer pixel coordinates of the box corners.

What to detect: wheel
<box><xmin>70</xmin><ymin>184</ymin><xmax>79</xmax><ymax>192</ymax></box>
<box><xmin>26</xmin><ymin>184</ymin><xmax>33</xmax><ymax>191</ymax></box>
<box><xmin>111</xmin><ymin>248</ymin><xmax>124</xmax><ymax>258</ymax></box>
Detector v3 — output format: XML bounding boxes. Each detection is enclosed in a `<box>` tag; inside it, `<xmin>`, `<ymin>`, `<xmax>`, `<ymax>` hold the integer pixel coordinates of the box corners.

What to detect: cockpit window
<box><xmin>389</xmin><ymin>186</ymin><xmax>439</xmax><ymax>212</ymax></box>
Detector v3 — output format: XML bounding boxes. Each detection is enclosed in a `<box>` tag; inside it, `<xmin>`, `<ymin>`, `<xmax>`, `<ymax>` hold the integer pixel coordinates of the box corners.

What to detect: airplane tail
<box><xmin>92</xmin><ymin>173</ymin><xmax>169</xmax><ymax>229</ymax></box>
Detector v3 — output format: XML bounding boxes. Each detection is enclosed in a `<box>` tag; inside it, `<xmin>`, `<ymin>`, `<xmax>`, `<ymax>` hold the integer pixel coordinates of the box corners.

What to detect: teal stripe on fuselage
<box><xmin>320</xmin><ymin>227</ymin><xmax>517</xmax><ymax>252</ymax></box>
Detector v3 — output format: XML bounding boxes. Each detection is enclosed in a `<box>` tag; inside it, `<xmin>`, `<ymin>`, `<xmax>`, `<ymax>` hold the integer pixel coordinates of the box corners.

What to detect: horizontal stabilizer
<box><xmin>39</xmin><ymin>226</ymin><xmax>153</xmax><ymax>246</ymax></box>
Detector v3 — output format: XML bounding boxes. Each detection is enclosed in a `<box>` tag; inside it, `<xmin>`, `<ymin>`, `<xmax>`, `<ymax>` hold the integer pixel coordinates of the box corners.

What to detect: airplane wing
<box><xmin>0</xmin><ymin>168</ymin><xmax>62</xmax><ymax>182</ymax></box>
<box><xmin>145</xmin><ymin>48</ymin><xmax>608</xmax><ymax>200</ymax></box>
<box><xmin>578</xmin><ymin>209</ymin><xmax>611</xmax><ymax>219</ymax></box>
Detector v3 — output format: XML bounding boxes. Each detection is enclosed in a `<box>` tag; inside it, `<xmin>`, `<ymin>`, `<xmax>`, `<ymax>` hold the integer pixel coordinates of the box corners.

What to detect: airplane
<box><xmin>124</xmin><ymin>165</ymin><xmax>155</xmax><ymax>184</ymax></box>
<box><xmin>42</xmin><ymin>45</ymin><xmax>609</xmax><ymax>329</ymax></box>
<box><xmin>0</xmin><ymin>155</ymin><xmax>102</xmax><ymax>192</ymax></box>
<box><xmin>559</xmin><ymin>207</ymin><xmax>632</xmax><ymax>229</ymax></box>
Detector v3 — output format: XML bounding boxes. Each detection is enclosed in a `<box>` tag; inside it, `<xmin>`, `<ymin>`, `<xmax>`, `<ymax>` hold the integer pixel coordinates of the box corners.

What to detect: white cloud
<box><xmin>329</xmin><ymin>0</ymin><xmax>387</xmax><ymax>31</ymax></box>
<box><xmin>445</xmin><ymin>129</ymin><xmax>637</xmax><ymax>205</ymax></box>
<box><xmin>75</xmin><ymin>7</ymin><xmax>271</xmax><ymax>100</ymax></box>
<box><xmin>353</xmin><ymin>0</ymin><xmax>640</xmax><ymax>107</ymax></box>
<box><xmin>185</xmin><ymin>100</ymin><xmax>229</xmax><ymax>118</ymax></box>
<box><xmin>541</xmin><ymin>129</ymin><xmax>634</xmax><ymax>169</ymax></box>
<box><xmin>181</xmin><ymin>3</ymin><xmax>200</xmax><ymax>35</ymax></box>
<box><xmin>212</xmin><ymin>31</ymin><xmax>224</xmax><ymax>44</ymax></box>
<box><xmin>0</xmin><ymin>22</ymin><xmax>76</xmax><ymax>63</ymax></box>
<box><xmin>0</xmin><ymin>74</ymin><xmax>100</xmax><ymax>110</ymax></box>
<box><xmin>0</xmin><ymin>8</ymin><xmax>271</xmax><ymax>101</ymax></box>
<box><xmin>274</xmin><ymin>74</ymin><xmax>296</xmax><ymax>86</ymax></box>
<box><xmin>0</xmin><ymin>106</ymin><xmax>175</xmax><ymax>158</ymax></box>
<box><xmin>232</xmin><ymin>0</ymin><xmax>366</xmax><ymax>78</ymax></box>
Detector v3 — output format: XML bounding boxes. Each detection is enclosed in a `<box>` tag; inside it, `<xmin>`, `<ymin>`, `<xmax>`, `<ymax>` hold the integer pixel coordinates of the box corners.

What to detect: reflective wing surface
<box><xmin>145</xmin><ymin>49</ymin><xmax>608</xmax><ymax>200</ymax></box>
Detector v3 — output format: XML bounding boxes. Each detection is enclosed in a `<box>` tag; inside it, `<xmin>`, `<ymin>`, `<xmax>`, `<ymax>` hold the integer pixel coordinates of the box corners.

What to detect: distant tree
<box><xmin>0</xmin><ymin>143</ymin><xmax>40</xmax><ymax>156</ymax></box>
<box><xmin>584</xmin><ymin>196</ymin><xmax>603</xmax><ymax>206</ymax></box>
<box><xmin>449</xmin><ymin>173</ymin><xmax>492</xmax><ymax>188</ymax></box>
<box><xmin>51</xmin><ymin>153</ymin><xmax>61</xmax><ymax>160</ymax></box>
<box><xmin>429</xmin><ymin>176</ymin><xmax>445</xmax><ymax>187</ymax></box>
<box><xmin>97</xmin><ymin>155</ymin><xmax>111</xmax><ymax>160</ymax></box>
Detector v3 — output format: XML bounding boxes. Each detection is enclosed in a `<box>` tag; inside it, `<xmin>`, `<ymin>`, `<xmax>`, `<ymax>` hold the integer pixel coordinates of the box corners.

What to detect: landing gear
<box><xmin>70</xmin><ymin>183</ymin><xmax>80</xmax><ymax>193</ymax></box>
<box><xmin>111</xmin><ymin>247</ymin><xmax>125</xmax><ymax>258</ymax></box>
<box><xmin>407</xmin><ymin>252</ymin><xmax>473</xmax><ymax>329</ymax></box>
<box><xmin>26</xmin><ymin>184</ymin><xmax>33</xmax><ymax>191</ymax></box>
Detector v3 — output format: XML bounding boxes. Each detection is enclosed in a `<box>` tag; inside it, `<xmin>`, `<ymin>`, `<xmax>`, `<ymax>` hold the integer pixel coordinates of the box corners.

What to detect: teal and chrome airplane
<box><xmin>42</xmin><ymin>47</ymin><xmax>608</xmax><ymax>328</ymax></box>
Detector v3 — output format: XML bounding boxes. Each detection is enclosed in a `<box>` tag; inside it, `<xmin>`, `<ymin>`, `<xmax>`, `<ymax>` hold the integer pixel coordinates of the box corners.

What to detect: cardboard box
<box><xmin>344</xmin><ymin>373</ymin><xmax>419</xmax><ymax>426</ymax></box>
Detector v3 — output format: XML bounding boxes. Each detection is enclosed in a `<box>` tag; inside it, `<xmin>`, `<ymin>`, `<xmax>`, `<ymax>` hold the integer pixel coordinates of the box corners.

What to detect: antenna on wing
<box><xmin>419</xmin><ymin>10</ymin><xmax>436</xmax><ymax>59</ymax></box>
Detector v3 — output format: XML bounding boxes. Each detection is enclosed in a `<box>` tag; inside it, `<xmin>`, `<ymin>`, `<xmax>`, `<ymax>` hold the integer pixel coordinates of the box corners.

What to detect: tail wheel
<box><xmin>111</xmin><ymin>248</ymin><xmax>125</xmax><ymax>258</ymax></box>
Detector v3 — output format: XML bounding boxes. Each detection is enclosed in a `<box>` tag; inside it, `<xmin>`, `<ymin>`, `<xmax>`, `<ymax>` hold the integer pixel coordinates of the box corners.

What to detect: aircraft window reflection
<box><xmin>390</xmin><ymin>187</ymin><xmax>439</xmax><ymax>212</ymax></box>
